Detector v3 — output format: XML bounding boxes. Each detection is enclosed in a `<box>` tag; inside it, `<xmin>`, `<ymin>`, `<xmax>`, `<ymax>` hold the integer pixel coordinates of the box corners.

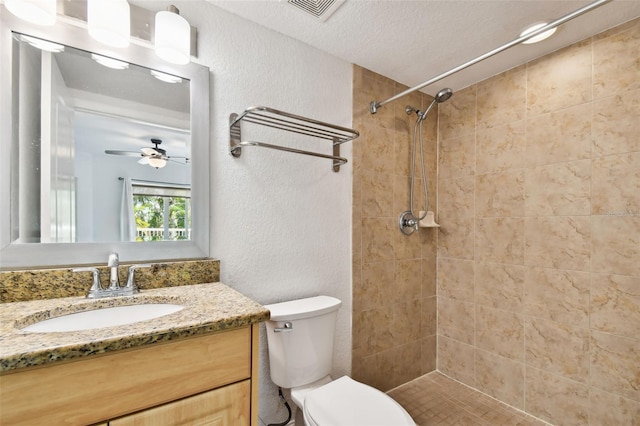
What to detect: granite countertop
<box><xmin>0</xmin><ymin>282</ymin><xmax>270</xmax><ymax>372</ymax></box>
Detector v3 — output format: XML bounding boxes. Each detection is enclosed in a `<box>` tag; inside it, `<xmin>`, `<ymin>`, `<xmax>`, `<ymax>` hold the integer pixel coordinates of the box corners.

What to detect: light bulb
<box><xmin>5</xmin><ymin>0</ymin><xmax>56</xmax><ymax>26</ymax></box>
<box><xmin>20</xmin><ymin>34</ymin><xmax>64</xmax><ymax>52</ymax></box>
<box><xmin>155</xmin><ymin>6</ymin><xmax>190</xmax><ymax>65</ymax></box>
<box><xmin>148</xmin><ymin>157</ymin><xmax>167</xmax><ymax>169</ymax></box>
<box><xmin>88</xmin><ymin>0</ymin><xmax>131</xmax><ymax>48</ymax></box>
<box><xmin>520</xmin><ymin>22</ymin><xmax>557</xmax><ymax>44</ymax></box>
<box><xmin>91</xmin><ymin>54</ymin><xmax>129</xmax><ymax>69</ymax></box>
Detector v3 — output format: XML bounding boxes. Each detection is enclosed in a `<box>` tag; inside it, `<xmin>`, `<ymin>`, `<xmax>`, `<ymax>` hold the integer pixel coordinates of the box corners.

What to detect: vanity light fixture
<box><xmin>147</xmin><ymin>157</ymin><xmax>168</xmax><ymax>169</ymax></box>
<box><xmin>5</xmin><ymin>0</ymin><xmax>56</xmax><ymax>25</ymax></box>
<box><xmin>91</xmin><ymin>53</ymin><xmax>129</xmax><ymax>69</ymax></box>
<box><xmin>87</xmin><ymin>0</ymin><xmax>131</xmax><ymax>48</ymax></box>
<box><xmin>150</xmin><ymin>70</ymin><xmax>183</xmax><ymax>84</ymax></box>
<box><xmin>20</xmin><ymin>34</ymin><xmax>64</xmax><ymax>52</ymax></box>
<box><xmin>520</xmin><ymin>21</ymin><xmax>557</xmax><ymax>44</ymax></box>
<box><xmin>155</xmin><ymin>5</ymin><xmax>191</xmax><ymax>65</ymax></box>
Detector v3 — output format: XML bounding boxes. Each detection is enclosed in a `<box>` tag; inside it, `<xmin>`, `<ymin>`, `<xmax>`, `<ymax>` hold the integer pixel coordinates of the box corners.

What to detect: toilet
<box><xmin>264</xmin><ymin>295</ymin><xmax>415</xmax><ymax>426</ymax></box>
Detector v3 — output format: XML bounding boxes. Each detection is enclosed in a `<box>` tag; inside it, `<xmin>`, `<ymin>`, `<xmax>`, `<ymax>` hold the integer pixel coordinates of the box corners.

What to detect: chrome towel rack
<box><xmin>229</xmin><ymin>106</ymin><xmax>359</xmax><ymax>172</ymax></box>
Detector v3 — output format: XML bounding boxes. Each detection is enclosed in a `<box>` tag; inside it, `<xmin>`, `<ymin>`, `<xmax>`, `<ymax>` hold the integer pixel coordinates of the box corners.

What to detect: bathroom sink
<box><xmin>21</xmin><ymin>304</ymin><xmax>184</xmax><ymax>333</ymax></box>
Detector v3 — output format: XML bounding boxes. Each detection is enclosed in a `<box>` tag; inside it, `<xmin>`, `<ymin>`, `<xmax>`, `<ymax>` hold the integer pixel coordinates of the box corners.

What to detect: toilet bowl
<box><xmin>264</xmin><ymin>296</ymin><xmax>415</xmax><ymax>426</ymax></box>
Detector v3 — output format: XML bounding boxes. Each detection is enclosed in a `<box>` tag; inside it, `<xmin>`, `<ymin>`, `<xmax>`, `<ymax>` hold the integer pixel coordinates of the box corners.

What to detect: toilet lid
<box><xmin>303</xmin><ymin>376</ymin><xmax>415</xmax><ymax>426</ymax></box>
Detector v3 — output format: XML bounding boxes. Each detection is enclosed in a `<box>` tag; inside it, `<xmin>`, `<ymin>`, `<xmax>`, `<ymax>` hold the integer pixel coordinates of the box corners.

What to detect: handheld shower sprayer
<box><xmin>399</xmin><ymin>88</ymin><xmax>453</xmax><ymax>235</ymax></box>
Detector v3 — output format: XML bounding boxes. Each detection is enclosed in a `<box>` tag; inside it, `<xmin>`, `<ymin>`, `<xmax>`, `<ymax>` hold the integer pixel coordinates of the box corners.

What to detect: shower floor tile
<box><xmin>388</xmin><ymin>372</ymin><xmax>550</xmax><ymax>426</ymax></box>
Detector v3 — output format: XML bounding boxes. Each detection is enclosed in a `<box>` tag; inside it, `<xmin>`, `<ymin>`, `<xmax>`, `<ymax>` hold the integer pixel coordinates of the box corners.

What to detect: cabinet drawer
<box><xmin>0</xmin><ymin>327</ymin><xmax>251</xmax><ymax>425</ymax></box>
<box><xmin>110</xmin><ymin>380</ymin><xmax>251</xmax><ymax>426</ymax></box>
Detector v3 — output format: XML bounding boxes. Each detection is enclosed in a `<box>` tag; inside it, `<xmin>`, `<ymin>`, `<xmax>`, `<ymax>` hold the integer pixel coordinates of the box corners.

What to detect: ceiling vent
<box><xmin>287</xmin><ymin>0</ymin><xmax>346</xmax><ymax>22</ymax></box>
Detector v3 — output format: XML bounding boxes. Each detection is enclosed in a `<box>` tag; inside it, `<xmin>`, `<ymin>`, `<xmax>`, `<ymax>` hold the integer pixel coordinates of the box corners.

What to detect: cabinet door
<box><xmin>110</xmin><ymin>380</ymin><xmax>250</xmax><ymax>426</ymax></box>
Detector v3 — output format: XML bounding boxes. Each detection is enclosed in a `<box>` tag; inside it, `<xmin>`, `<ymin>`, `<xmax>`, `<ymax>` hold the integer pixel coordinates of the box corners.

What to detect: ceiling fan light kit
<box><xmin>105</xmin><ymin>138</ymin><xmax>189</xmax><ymax>169</ymax></box>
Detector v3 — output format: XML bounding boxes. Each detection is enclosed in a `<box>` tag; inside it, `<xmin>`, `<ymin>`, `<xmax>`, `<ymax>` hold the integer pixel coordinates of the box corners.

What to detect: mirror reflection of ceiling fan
<box><xmin>105</xmin><ymin>138</ymin><xmax>190</xmax><ymax>169</ymax></box>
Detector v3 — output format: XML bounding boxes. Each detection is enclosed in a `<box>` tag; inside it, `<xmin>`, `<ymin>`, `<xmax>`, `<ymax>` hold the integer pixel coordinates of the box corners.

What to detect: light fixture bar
<box><xmin>56</xmin><ymin>0</ymin><xmax>198</xmax><ymax>57</ymax></box>
<box><xmin>369</xmin><ymin>0</ymin><xmax>612</xmax><ymax>114</ymax></box>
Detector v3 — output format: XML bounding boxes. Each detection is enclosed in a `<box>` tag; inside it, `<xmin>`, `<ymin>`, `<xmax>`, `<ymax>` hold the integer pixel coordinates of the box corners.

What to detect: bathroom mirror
<box><xmin>0</xmin><ymin>7</ymin><xmax>210</xmax><ymax>268</ymax></box>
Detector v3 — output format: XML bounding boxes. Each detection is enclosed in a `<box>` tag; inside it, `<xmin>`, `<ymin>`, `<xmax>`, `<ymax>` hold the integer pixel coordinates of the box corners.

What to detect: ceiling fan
<box><xmin>105</xmin><ymin>138</ymin><xmax>190</xmax><ymax>169</ymax></box>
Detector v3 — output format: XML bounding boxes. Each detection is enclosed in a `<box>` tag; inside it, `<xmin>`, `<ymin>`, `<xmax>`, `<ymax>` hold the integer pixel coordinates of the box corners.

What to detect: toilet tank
<box><xmin>264</xmin><ymin>296</ymin><xmax>342</xmax><ymax>389</ymax></box>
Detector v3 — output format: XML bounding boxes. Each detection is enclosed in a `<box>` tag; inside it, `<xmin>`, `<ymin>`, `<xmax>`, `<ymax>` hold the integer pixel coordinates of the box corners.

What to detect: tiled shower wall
<box><xmin>436</xmin><ymin>18</ymin><xmax>639</xmax><ymax>425</ymax></box>
<box><xmin>351</xmin><ymin>66</ymin><xmax>439</xmax><ymax>391</ymax></box>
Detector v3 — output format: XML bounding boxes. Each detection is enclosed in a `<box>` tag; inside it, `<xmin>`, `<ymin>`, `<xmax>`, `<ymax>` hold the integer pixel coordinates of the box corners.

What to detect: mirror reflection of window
<box><xmin>128</xmin><ymin>180</ymin><xmax>191</xmax><ymax>242</ymax></box>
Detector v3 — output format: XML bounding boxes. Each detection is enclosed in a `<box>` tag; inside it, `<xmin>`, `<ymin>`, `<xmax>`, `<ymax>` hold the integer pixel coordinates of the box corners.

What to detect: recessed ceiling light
<box><xmin>520</xmin><ymin>22</ymin><xmax>557</xmax><ymax>44</ymax></box>
<box><xmin>91</xmin><ymin>54</ymin><xmax>129</xmax><ymax>70</ymax></box>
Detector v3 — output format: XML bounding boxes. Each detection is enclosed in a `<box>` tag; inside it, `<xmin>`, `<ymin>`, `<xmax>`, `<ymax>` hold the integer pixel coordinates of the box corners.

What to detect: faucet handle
<box><xmin>125</xmin><ymin>264</ymin><xmax>152</xmax><ymax>291</ymax></box>
<box><xmin>72</xmin><ymin>267</ymin><xmax>102</xmax><ymax>298</ymax></box>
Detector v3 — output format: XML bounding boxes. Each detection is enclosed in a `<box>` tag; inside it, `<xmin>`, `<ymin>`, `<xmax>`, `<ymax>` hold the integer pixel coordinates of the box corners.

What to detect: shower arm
<box><xmin>369</xmin><ymin>0</ymin><xmax>612</xmax><ymax>114</ymax></box>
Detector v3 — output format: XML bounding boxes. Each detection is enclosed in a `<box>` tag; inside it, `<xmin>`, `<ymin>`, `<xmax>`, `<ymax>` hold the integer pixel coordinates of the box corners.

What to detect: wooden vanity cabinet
<box><xmin>0</xmin><ymin>324</ymin><xmax>260</xmax><ymax>426</ymax></box>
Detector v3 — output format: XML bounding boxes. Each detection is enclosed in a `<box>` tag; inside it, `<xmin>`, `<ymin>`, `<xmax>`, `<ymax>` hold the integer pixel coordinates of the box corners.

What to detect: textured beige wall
<box><xmin>351</xmin><ymin>66</ymin><xmax>439</xmax><ymax>391</ymax></box>
<box><xmin>436</xmin><ymin>18</ymin><xmax>640</xmax><ymax>425</ymax></box>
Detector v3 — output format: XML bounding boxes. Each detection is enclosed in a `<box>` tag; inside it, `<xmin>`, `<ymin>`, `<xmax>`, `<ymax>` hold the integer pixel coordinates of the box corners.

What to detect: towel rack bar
<box><xmin>229</xmin><ymin>106</ymin><xmax>359</xmax><ymax>172</ymax></box>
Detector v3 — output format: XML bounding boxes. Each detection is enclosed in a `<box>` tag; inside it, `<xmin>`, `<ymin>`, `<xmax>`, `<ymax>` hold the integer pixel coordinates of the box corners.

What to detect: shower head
<box><xmin>417</xmin><ymin>88</ymin><xmax>454</xmax><ymax>122</ymax></box>
<box><xmin>435</xmin><ymin>88</ymin><xmax>453</xmax><ymax>103</ymax></box>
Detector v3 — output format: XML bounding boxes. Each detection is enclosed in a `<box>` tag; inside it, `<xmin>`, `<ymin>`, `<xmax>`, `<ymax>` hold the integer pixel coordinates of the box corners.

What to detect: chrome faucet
<box><xmin>72</xmin><ymin>253</ymin><xmax>151</xmax><ymax>299</ymax></box>
<box><xmin>107</xmin><ymin>252</ymin><xmax>120</xmax><ymax>290</ymax></box>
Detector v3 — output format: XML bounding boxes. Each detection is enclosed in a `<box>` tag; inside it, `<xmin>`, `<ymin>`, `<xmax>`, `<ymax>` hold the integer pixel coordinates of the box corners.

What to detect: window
<box><xmin>131</xmin><ymin>182</ymin><xmax>191</xmax><ymax>241</ymax></box>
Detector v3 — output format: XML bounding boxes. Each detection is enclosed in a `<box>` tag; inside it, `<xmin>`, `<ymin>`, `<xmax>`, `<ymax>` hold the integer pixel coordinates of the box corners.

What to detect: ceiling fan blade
<box><xmin>166</xmin><ymin>158</ymin><xmax>188</xmax><ymax>165</ymax></box>
<box><xmin>105</xmin><ymin>150</ymin><xmax>141</xmax><ymax>157</ymax></box>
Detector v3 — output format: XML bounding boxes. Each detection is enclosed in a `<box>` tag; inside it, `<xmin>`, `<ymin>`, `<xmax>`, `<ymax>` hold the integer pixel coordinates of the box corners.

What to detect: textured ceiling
<box><xmin>210</xmin><ymin>0</ymin><xmax>640</xmax><ymax>100</ymax></box>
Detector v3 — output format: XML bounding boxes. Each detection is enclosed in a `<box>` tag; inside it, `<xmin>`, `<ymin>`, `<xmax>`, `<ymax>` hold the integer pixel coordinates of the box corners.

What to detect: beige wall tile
<box><xmin>592</xmin><ymin>215</ymin><xmax>640</xmax><ymax>276</ymax></box>
<box><xmin>591</xmin><ymin>331</ymin><xmax>640</xmax><ymax>402</ymax></box>
<box><xmin>361</xmin><ymin>170</ymin><xmax>394</xmax><ymax>218</ymax></box>
<box><xmin>525</xmin><ymin>317</ymin><xmax>590</xmax><ymax>383</ymax></box>
<box><xmin>437</xmin><ymin>257</ymin><xmax>474</xmax><ymax>301</ymax></box>
<box><xmin>394</xmin><ymin>341</ymin><xmax>423</xmax><ymax>387</ymax></box>
<box><xmin>476</xmin><ymin>305</ymin><xmax>524</xmax><ymax>360</ymax></box>
<box><xmin>421</xmin><ymin>295</ymin><xmax>437</xmax><ymax>338</ymax></box>
<box><xmin>524</xmin><ymin>160</ymin><xmax>591</xmax><ymax>216</ymax></box>
<box><xmin>475</xmin><ymin>349</ymin><xmax>524</xmax><ymax>409</ymax></box>
<box><xmin>475</xmin><ymin>262</ymin><xmax>524</xmax><ymax>312</ymax></box>
<box><xmin>438</xmin><ymin>296</ymin><xmax>475</xmax><ymax>345</ymax></box>
<box><xmin>524</xmin><ymin>267</ymin><xmax>590</xmax><ymax>328</ymax></box>
<box><xmin>592</xmin><ymin>152</ymin><xmax>640</xmax><ymax>216</ymax></box>
<box><xmin>362</xmin><ymin>217</ymin><xmax>395</xmax><ymax>262</ymax></box>
<box><xmin>439</xmin><ymin>85</ymin><xmax>477</xmax><ymax>140</ymax></box>
<box><xmin>437</xmin><ymin>336</ymin><xmax>475</xmax><ymax>387</ymax></box>
<box><xmin>475</xmin><ymin>170</ymin><xmax>524</xmax><ymax>218</ymax></box>
<box><xmin>392</xmin><ymin>299</ymin><xmax>422</xmax><ymax>345</ymax></box>
<box><xmin>476</xmin><ymin>121</ymin><xmax>525</xmax><ymax>174</ymax></box>
<box><xmin>527</xmin><ymin>40</ymin><xmax>592</xmax><ymax>116</ymax></box>
<box><xmin>421</xmin><ymin>335</ymin><xmax>437</xmax><ymax>373</ymax></box>
<box><xmin>357</xmin><ymin>261</ymin><xmax>395</xmax><ymax>312</ymax></box>
<box><xmin>593</xmin><ymin>19</ymin><xmax>640</xmax><ymax>98</ymax></box>
<box><xmin>477</xmin><ymin>65</ymin><xmax>526</xmax><ymax>129</ymax></box>
<box><xmin>394</xmin><ymin>259</ymin><xmax>422</xmax><ymax>302</ymax></box>
<box><xmin>592</xmin><ymin>89</ymin><xmax>640</xmax><ymax>156</ymax></box>
<box><xmin>476</xmin><ymin>218</ymin><xmax>524</xmax><ymax>264</ymax></box>
<box><xmin>360</xmin><ymin>124</ymin><xmax>396</xmax><ymax>174</ymax></box>
<box><xmin>352</xmin><ymin>307</ymin><xmax>394</xmax><ymax>356</ymax></box>
<box><xmin>591</xmin><ymin>274</ymin><xmax>640</xmax><ymax>340</ymax></box>
<box><xmin>589</xmin><ymin>387</ymin><xmax>640</xmax><ymax>426</ymax></box>
<box><xmin>525</xmin><ymin>103</ymin><xmax>592</xmax><ymax>167</ymax></box>
<box><xmin>438</xmin><ymin>176</ymin><xmax>474</xmax><ymax>219</ymax></box>
<box><xmin>437</xmin><ymin>216</ymin><xmax>475</xmax><ymax>260</ymax></box>
<box><xmin>439</xmin><ymin>134</ymin><xmax>476</xmax><ymax>179</ymax></box>
<box><xmin>422</xmin><ymin>257</ymin><xmax>437</xmax><ymax>297</ymax></box>
<box><xmin>524</xmin><ymin>216</ymin><xmax>591</xmax><ymax>271</ymax></box>
<box><xmin>525</xmin><ymin>367</ymin><xmax>590</xmax><ymax>426</ymax></box>
<box><xmin>391</xmin><ymin>225</ymin><xmax>423</xmax><ymax>260</ymax></box>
